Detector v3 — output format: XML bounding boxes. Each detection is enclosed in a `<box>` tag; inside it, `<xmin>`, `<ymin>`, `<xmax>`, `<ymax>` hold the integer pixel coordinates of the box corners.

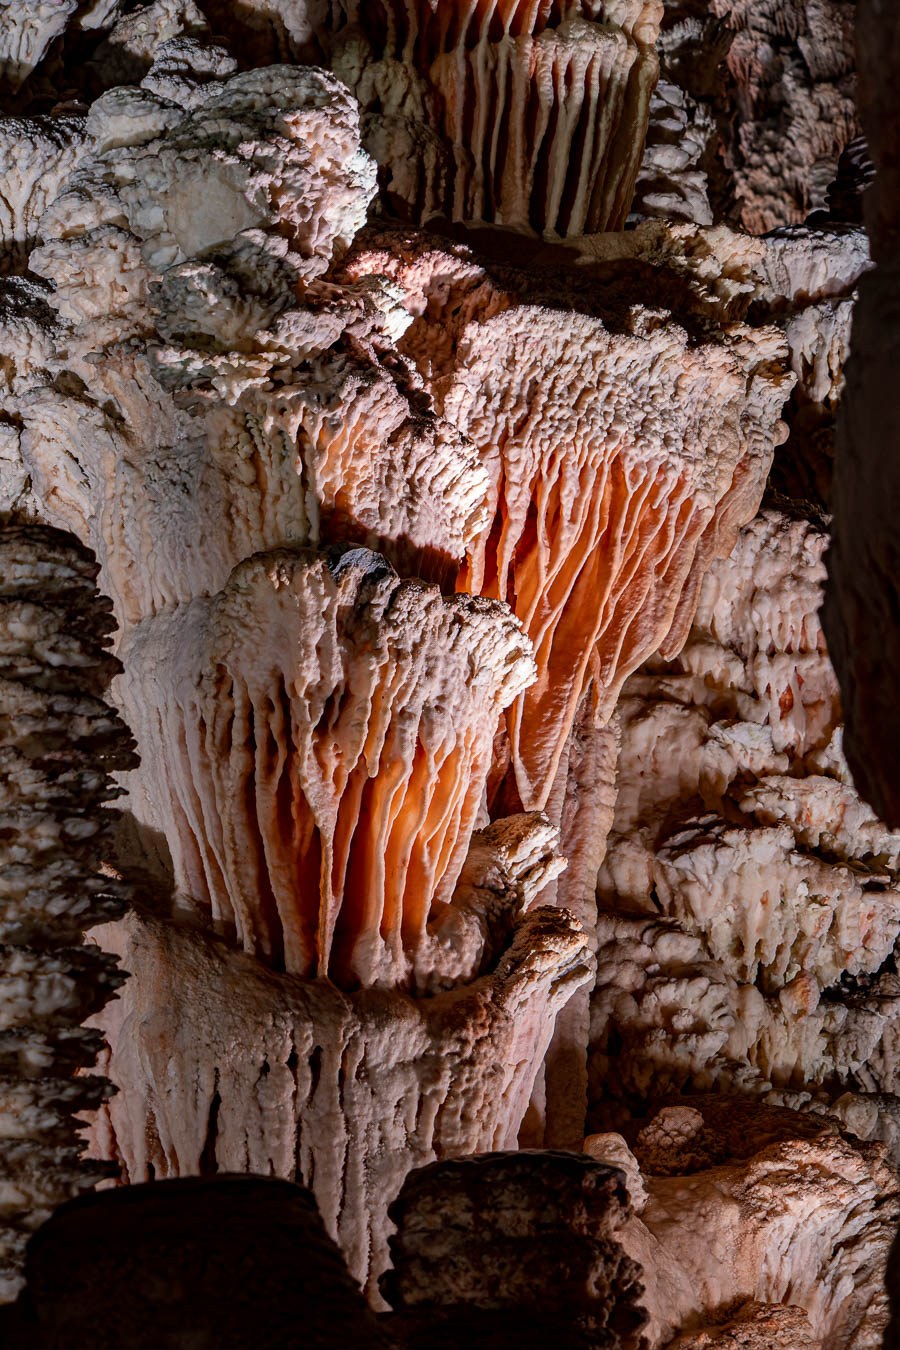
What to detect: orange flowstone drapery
<box><xmin>444</xmin><ymin>310</ymin><xmax>791</xmax><ymax>810</ymax></box>
<box><xmin>340</xmin><ymin>238</ymin><xmax>793</xmax><ymax>813</ymax></box>
<box><xmin>123</xmin><ymin>545</ymin><xmax>536</xmax><ymax>988</ymax></box>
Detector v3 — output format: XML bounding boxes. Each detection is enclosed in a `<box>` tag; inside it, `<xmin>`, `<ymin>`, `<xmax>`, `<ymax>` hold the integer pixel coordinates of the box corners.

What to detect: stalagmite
<box><xmin>0</xmin><ymin>524</ymin><xmax>135</xmax><ymax>1297</ymax></box>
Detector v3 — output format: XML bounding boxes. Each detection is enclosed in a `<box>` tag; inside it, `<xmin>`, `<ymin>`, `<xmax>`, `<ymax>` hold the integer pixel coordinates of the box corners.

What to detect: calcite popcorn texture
<box><xmin>593</xmin><ymin>509</ymin><xmax>900</xmax><ymax>1163</ymax></box>
<box><xmin>0</xmin><ymin>525</ymin><xmax>135</xmax><ymax>1298</ymax></box>
<box><xmin>708</xmin><ymin>0</ymin><xmax>858</xmax><ymax>232</ymax></box>
<box><xmin>13</xmin><ymin>61</ymin><xmax>492</xmax><ymax>628</ymax></box>
<box><xmin>0</xmin><ymin>0</ymin><xmax>897</xmax><ymax>1343</ymax></box>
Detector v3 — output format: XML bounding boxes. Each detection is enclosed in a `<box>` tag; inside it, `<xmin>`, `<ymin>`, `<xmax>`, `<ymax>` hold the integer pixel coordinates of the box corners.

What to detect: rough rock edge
<box><xmin>0</xmin><ymin>522</ymin><xmax>136</xmax><ymax>1300</ymax></box>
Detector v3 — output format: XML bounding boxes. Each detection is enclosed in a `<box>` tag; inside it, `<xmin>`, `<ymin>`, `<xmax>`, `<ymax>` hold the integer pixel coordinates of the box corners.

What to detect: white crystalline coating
<box><xmin>631</xmin><ymin>78</ymin><xmax>716</xmax><ymax>227</ymax></box>
<box><xmin>739</xmin><ymin>774</ymin><xmax>900</xmax><ymax>870</ymax></box>
<box><xmin>0</xmin><ymin>118</ymin><xmax>90</xmax><ymax>274</ymax></box>
<box><xmin>121</xmin><ymin>545</ymin><xmax>536</xmax><ymax>988</ymax></box>
<box><xmin>0</xmin><ymin>0</ymin><xmax>78</xmax><ymax>94</ymax></box>
<box><xmin>784</xmin><ymin>296</ymin><xmax>856</xmax><ymax>410</ymax></box>
<box><xmin>565</xmin><ymin>219</ymin><xmax>871</xmax><ymax>314</ymax></box>
<box><xmin>91</xmin><ymin>0</ymin><xmax>219</xmax><ymax>90</ymax></box>
<box><xmin>594</xmin><ymin>508</ymin><xmax>900</xmax><ymax>1159</ymax></box>
<box><xmin>638</xmin><ymin>509</ymin><xmax>841</xmax><ymax>756</ymax></box>
<box><xmin>20</xmin><ymin>66</ymin><xmax>490</xmax><ymax>628</ymax></box>
<box><xmin>140</xmin><ymin>36</ymin><xmax>238</xmax><ymax>109</ymax></box>
<box><xmin>78</xmin><ymin>66</ymin><xmax>377</xmax><ymax>278</ymax></box>
<box><xmin>617</xmin><ymin>1099</ymin><xmax>898</xmax><ymax>1349</ymax></box>
<box><xmin>654</xmin><ymin>817</ymin><xmax>900</xmax><ymax>995</ymax></box>
<box><xmin>86</xmin><ymin>901</ymin><xmax>594</xmax><ymax>1296</ymax></box>
<box><xmin>29</xmin><ymin>65</ymin><xmax>375</xmax><ymax>299</ymax></box>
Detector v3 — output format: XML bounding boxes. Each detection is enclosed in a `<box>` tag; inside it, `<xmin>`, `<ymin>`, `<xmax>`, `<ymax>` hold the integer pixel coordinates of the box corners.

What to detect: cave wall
<box><xmin>0</xmin><ymin>1</ymin><xmax>898</xmax><ymax>1346</ymax></box>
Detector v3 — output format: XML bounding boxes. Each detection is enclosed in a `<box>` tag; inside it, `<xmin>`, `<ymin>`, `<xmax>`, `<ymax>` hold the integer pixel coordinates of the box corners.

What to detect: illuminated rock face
<box><xmin>1</xmin><ymin>1</ymin><xmax>899</xmax><ymax>1343</ymax></box>
<box><xmin>87</xmin><ymin>902</ymin><xmax>592</xmax><ymax>1296</ymax></box>
<box><xmin>326</xmin><ymin>0</ymin><xmax>665</xmax><ymax>237</ymax></box>
<box><xmin>341</xmin><ymin>225</ymin><xmax>796</xmax><ymax>812</ymax></box>
<box><xmin>591</xmin><ymin>510</ymin><xmax>900</xmax><ymax>1176</ymax></box>
<box><xmin>122</xmin><ymin>545</ymin><xmax>535</xmax><ymax>988</ymax></box>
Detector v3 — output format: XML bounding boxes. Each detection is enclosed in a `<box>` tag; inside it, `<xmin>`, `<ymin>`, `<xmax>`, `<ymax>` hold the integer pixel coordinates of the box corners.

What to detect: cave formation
<box><xmin>0</xmin><ymin>0</ymin><xmax>899</xmax><ymax>1346</ymax></box>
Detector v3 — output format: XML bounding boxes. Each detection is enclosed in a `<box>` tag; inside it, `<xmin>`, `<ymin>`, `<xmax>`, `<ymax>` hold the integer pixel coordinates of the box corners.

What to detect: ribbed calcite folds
<box><xmin>345</xmin><ymin>232</ymin><xmax>793</xmax><ymax>811</ymax></box>
<box><xmin>123</xmin><ymin>546</ymin><xmax>535</xmax><ymax>988</ymax></box>
<box><xmin>331</xmin><ymin>0</ymin><xmax>662</xmax><ymax>235</ymax></box>
<box><xmin>444</xmin><ymin>306</ymin><xmax>788</xmax><ymax>809</ymax></box>
<box><xmin>0</xmin><ymin>0</ymin><xmax>78</xmax><ymax>96</ymax></box>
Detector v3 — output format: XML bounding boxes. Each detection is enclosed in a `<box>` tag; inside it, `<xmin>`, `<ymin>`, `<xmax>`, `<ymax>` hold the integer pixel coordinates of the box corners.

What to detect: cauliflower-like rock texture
<box><xmin>0</xmin><ymin>524</ymin><xmax>135</xmax><ymax>1299</ymax></box>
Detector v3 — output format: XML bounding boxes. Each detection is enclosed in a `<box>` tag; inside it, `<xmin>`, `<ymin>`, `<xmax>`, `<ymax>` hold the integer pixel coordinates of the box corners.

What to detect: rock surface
<box><xmin>0</xmin><ymin>1</ymin><xmax>896</xmax><ymax>1343</ymax></box>
<box><xmin>593</xmin><ymin>509</ymin><xmax>900</xmax><ymax>1154</ymax></box>
<box><xmin>383</xmin><ymin>1149</ymin><xmax>647</xmax><ymax>1350</ymax></box>
<box><xmin>0</xmin><ymin>1175</ymin><xmax>392</xmax><ymax>1348</ymax></box>
<box><xmin>824</xmin><ymin>0</ymin><xmax>900</xmax><ymax>830</ymax></box>
<box><xmin>85</xmin><ymin>901</ymin><xmax>593</xmax><ymax>1297</ymax></box>
<box><xmin>0</xmin><ymin>525</ymin><xmax>135</xmax><ymax>1298</ymax></box>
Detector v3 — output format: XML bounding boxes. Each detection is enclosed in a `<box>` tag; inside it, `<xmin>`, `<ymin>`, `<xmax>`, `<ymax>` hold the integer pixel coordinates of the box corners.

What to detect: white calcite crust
<box><xmin>86</xmin><ymin>900</ymin><xmax>594</xmax><ymax>1299</ymax></box>
<box><xmin>615</xmin><ymin>1098</ymin><xmax>898</xmax><ymax>1349</ymax></box>
<box><xmin>593</xmin><ymin>510</ymin><xmax>900</xmax><ymax>1180</ymax></box>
